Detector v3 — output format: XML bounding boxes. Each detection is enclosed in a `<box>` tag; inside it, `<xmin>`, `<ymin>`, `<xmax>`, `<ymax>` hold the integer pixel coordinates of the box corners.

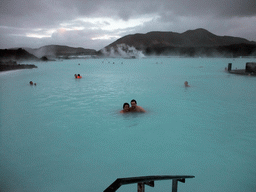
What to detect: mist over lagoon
<box><xmin>1</xmin><ymin>57</ymin><xmax>256</xmax><ymax>192</ymax></box>
<box><xmin>1</xmin><ymin>0</ymin><xmax>256</xmax><ymax>190</ymax></box>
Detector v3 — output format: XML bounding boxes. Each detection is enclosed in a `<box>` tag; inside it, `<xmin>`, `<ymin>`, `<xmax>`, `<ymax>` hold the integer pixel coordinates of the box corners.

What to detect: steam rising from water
<box><xmin>101</xmin><ymin>44</ymin><xmax>145</xmax><ymax>58</ymax></box>
<box><xmin>25</xmin><ymin>46</ymin><xmax>57</xmax><ymax>59</ymax></box>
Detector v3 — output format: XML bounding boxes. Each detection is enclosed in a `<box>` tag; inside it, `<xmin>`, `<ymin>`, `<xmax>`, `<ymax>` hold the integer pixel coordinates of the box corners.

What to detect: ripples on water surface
<box><xmin>0</xmin><ymin>58</ymin><xmax>256</xmax><ymax>192</ymax></box>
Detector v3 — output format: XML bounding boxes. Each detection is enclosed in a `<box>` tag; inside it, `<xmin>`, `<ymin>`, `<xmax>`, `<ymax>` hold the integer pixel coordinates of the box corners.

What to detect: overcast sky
<box><xmin>1</xmin><ymin>0</ymin><xmax>255</xmax><ymax>51</ymax></box>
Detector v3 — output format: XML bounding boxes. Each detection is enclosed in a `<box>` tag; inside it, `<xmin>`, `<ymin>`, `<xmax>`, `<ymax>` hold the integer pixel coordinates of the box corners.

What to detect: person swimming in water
<box><xmin>184</xmin><ymin>81</ymin><xmax>190</xmax><ymax>87</ymax></box>
<box><xmin>120</xmin><ymin>103</ymin><xmax>130</xmax><ymax>113</ymax></box>
<box><xmin>77</xmin><ymin>74</ymin><xmax>82</xmax><ymax>78</ymax></box>
<box><xmin>130</xmin><ymin>99</ymin><xmax>146</xmax><ymax>112</ymax></box>
<box><xmin>75</xmin><ymin>74</ymin><xmax>82</xmax><ymax>79</ymax></box>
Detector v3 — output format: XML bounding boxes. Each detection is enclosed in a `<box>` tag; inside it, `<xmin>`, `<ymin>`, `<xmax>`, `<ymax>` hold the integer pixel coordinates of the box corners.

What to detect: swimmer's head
<box><xmin>184</xmin><ymin>81</ymin><xmax>190</xmax><ymax>87</ymax></box>
<box><xmin>123</xmin><ymin>103</ymin><xmax>129</xmax><ymax>108</ymax></box>
<box><xmin>130</xmin><ymin>99</ymin><xmax>137</xmax><ymax>108</ymax></box>
<box><xmin>123</xmin><ymin>103</ymin><xmax>130</xmax><ymax>111</ymax></box>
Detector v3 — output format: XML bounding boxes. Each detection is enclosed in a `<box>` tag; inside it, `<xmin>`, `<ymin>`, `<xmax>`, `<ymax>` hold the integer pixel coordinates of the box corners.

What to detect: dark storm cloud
<box><xmin>0</xmin><ymin>0</ymin><xmax>77</xmax><ymax>27</ymax></box>
<box><xmin>0</xmin><ymin>0</ymin><xmax>255</xmax><ymax>49</ymax></box>
<box><xmin>2</xmin><ymin>0</ymin><xmax>255</xmax><ymax>26</ymax></box>
<box><xmin>158</xmin><ymin>0</ymin><xmax>256</xmax><ymax>18</ymax></box>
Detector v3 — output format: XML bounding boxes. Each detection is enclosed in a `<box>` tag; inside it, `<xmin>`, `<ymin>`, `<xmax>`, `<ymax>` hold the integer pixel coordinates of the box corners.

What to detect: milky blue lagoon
<box><xmin>1</xmin><ymin>57</ymin><xmax>256</xmax><ymax>192</ymax></box>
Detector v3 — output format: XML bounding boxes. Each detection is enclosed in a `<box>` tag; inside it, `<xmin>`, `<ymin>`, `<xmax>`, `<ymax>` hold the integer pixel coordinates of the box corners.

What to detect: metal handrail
<box><xmin>104</xmin><ymin>175</ymin><xmax>195</xmax><ymax>192</ymax></box>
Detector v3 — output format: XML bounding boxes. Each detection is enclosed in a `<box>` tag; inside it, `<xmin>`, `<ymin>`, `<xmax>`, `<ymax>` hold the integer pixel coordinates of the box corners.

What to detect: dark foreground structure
<box><xmin>227</xmin><ymin>62</ymin><xmax>256</xmax><ymax>76</ymax></box>
<box><xmin>104</xmin><ymin>175</ymin><xmax>195</xmax><ymax>192</ymax></box>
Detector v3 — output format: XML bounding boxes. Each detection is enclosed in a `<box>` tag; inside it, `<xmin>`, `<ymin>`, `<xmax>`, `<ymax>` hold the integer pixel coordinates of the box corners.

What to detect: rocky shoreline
<box><xmin>0</xmin><ymin>60</ymin><xmax>37</xmax><ymax>72</ymax></box>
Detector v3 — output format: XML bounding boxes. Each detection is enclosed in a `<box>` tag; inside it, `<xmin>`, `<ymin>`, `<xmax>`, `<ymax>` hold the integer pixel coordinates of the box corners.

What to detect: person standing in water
<box><xmin>130</xmin><ymin>99</ymin><xmax>146</xmax><ymax>112</ymax></box>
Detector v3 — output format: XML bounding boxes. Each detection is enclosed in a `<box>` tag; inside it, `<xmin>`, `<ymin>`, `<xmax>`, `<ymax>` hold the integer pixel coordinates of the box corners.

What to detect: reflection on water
<box><xmin>0</xmin><ymin>58</ymin><xmax>256</xmax><ymax>192</ymax></box>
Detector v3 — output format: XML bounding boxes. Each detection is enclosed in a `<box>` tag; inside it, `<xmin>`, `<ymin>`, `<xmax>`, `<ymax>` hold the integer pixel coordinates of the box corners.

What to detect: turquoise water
<box><xmin>1</xmin><ymin>57</ymin><xmax>256</xmax><ymax>192</ymax></box>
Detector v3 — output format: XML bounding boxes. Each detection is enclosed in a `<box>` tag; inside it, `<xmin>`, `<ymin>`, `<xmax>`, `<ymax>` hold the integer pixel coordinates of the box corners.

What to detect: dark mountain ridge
<box><xmin>102</xmin><ymin>28</ymin><xmax>256</xmax><ymax>57</ymax></box>
<box><xmin>1</xmin><ymin>28</ymin><xmax>256</xmax><ymax>61</ymax></box>
<box><xmin>0</xmin><ymin>48</ymin><xmax>38</xmax><ymax>71</ymax></box>
<box><xmin>0</xmin><ymin>48</ymin><xmax>39</xmax><ymax>61</ymax></box>
<box><xmin>105</xmin><ymin>28</ymin><xmax>255</xmax><ymax>49</ymax></box>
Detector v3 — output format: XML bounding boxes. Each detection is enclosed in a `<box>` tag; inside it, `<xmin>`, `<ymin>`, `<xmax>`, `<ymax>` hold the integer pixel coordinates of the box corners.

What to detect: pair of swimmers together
<box><xmin>29</xmin><ymin>81</ymin><xmax>36</xmax><ymax>86</ymax></box>
<box><xmin>120</xmin><ymin>99</ymin><xmax>146</xmax><ymax>113</ymax></box>
<box><xmin>74</xmin><ymin>74</ymin><xmax>82</xmax><ymax>79</ymax></box>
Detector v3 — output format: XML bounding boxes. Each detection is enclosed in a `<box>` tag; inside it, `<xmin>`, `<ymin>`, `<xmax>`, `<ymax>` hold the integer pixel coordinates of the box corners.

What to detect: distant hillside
<box><xmin>0</xmin><ymin>48</ymin><xmax>39</xmax><ymax>61</ymax></box>
<box><xmin>101</xmin><ymin>28</ymin><xmax>256</xmax><ymax>57</ymax></box>
<box><xmin>24</xmin><ymin>45</ymin><xmax>97</xmax><ymax>58</ymax></box>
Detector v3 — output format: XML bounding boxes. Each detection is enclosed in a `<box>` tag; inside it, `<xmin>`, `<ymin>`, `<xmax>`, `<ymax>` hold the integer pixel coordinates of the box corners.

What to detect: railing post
<box><xmin>172</xmin><ymin>179</ymin><xmax>178</xmax><ymax>192</ymax></box>
<box><xmin>228</xmin><ymin>63</ymin><xmax>232</xmax><ymax>71</ymax></box>
<box><xmin>138</xmin><ymin>183</ymin><xmax>145</xmax><ymax>192</ymax></box>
